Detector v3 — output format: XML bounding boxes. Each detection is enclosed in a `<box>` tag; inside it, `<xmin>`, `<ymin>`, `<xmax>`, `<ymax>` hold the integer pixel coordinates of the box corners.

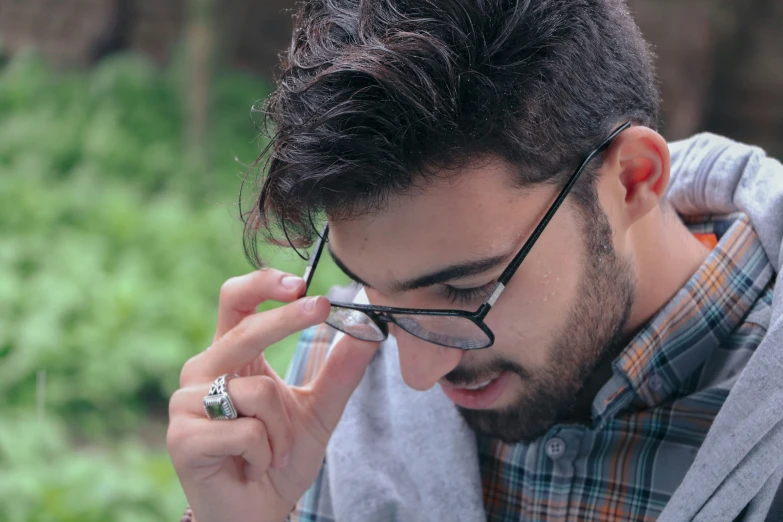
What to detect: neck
<box><xmin>567</xmin><ymin>205</ymin><xmax>710</xmax><ymax>425</ymax></box>
<box><xmin>624</xmin><ymin>206</ymin><xmax>711</xmax><ymax>333</ymax></box>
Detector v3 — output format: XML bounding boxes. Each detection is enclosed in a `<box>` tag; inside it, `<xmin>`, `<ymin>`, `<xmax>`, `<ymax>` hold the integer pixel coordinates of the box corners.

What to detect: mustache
<box><xmin>444</xmin><ymin>357</ymin><xmax>530</xmax><ymax>386</ymax></box>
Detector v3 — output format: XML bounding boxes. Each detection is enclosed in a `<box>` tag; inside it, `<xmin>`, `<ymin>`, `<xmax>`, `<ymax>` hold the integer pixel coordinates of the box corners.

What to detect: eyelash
<box><xmin>441</xmin><ymin>281</ymin><xmax>496</xmax><ymax>306</ymax></box>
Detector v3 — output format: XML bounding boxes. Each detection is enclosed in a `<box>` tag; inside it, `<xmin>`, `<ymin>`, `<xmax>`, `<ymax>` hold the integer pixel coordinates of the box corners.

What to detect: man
<box><xmin>167</xmin><ymin>1</ymin><xmax>783</xmax><ymax>521</ymax></box>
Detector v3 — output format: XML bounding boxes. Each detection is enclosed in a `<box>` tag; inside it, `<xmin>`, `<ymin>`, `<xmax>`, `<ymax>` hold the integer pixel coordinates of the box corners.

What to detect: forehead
<box><xmin>327</xmin><ymin>159</ymin><xmax>557</xmax><ymax>286</ymax></box>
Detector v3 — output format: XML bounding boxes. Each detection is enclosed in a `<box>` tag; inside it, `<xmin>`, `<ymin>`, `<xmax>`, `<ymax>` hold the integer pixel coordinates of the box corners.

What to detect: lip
<box><xmin>440</xmin><ymin>371</ymin><xmax>511</xmax><ymax>410</ymax></box>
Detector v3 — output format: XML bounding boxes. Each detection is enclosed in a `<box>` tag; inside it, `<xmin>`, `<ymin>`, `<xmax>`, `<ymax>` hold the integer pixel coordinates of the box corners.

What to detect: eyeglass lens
<box><xmin>326</xmin><ymin>306</ymin><xmax>491</xmax><ymax>349</ymax></box>
<box><xmin>326</xmin><ymin>307</ymin><xmax>387</xmax><ymax>342</ymax></box>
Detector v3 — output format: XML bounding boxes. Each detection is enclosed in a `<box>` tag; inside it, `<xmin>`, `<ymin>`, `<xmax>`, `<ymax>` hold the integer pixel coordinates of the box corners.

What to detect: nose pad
<box><xmin>391</xmin><ymin>324</ymin><xmax>463</xmax><ymax>391</ymax></box>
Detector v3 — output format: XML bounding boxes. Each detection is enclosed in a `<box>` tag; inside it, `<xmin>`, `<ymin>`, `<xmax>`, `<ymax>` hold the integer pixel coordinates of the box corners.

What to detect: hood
<box><xmin>659</xmin><ymin>132</ymin><xmax>783</xmax><ymax>522</ymax></box>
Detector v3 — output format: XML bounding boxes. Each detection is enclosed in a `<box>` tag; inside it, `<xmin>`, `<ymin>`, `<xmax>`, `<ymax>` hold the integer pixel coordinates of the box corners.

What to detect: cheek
<box><xmin>484</xmin><ymin>256</ymin><xmax>582</xmax><ymax>369</ymax></box>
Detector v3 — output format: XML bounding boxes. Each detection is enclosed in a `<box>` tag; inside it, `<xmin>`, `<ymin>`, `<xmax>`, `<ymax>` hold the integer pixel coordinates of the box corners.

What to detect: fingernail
<box><xmin>282</xmin><ymin>276</ymin><xmax>303</xmax><ymax>289</ymax></box>
<box><xmin>280</xmin><ymin>452</ymin><xmax>290</xmax><ymax>468</ymax></box>
<box><xmin>304</xmin><ymin>296</ymin><xmax>319</xmax><ymax>311</ymax></box>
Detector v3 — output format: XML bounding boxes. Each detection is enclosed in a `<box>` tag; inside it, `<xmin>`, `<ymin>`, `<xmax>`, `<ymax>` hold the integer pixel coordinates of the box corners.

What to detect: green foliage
<box><xmin>0</xmin><ymin>52</ymin><xmax>267</xmax><ymax>200</ymax></box>
<box><xmin>0</xmin><ymin>52</ymin><xmax>346</xmax><ymax>520</ymax></box>
<box><xmin>0</xmin><ymin>412</ymin><xmax>185</xmax><ymax>522</ymax></box>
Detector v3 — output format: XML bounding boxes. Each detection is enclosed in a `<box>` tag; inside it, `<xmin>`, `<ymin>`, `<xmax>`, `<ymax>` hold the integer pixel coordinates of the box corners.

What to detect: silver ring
<box><xmin>203</xmin><ymin>373</ymin><xmax>240</xmax><ymax>420</ymax></box>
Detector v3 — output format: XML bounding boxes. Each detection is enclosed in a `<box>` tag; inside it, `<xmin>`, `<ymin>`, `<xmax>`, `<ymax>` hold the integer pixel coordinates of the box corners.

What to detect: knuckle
<box><xmin>220</xmin><ymin>270</ymin><xmax>281</xmax><ymax>305</ymax></box>
<box><xmin>166</xmin><ymin>420</ymin><xmax>190</xmax><ymax>451</ymax></box>
<box><xmin>225</xmin><ymin>314</ymin><xmax>254</xmax><ymax>345</ymax></box>
<box><xmin>231</xmin><ymin>303</ymin><xmax>305</xmax><ymax>345</ymax></box>
<box><xmin>219</xmin><ymin>275</ymin><xmax>245</xmax><ymax>303</ymax></box>
<box><xmin>168</xmin><ymin>386</ymin><xmax>200</xmax><ymax>420</ymax></box>
<box><xmin>241</xmin><ymin>419</ymin><xmax>269</xmax><ymax>446</ymax></box>
<box><xmin>273</xmin><ymin>301</ymin><xmax>307</xmax><ymax>329</ymax></box>
<box><xmin>248</xmin><ymin>375</ymin><xmax>279</xmax><ymax>403</ymax></box>
<box><xmin>168</xmin><ymin>389</ymin><xmax>185</xmax><ymax>418</ymax></box>
<box><xmin>178</xmin><ymin>355</ymin><xmax>202</xmax><ymax>388</ymax></box>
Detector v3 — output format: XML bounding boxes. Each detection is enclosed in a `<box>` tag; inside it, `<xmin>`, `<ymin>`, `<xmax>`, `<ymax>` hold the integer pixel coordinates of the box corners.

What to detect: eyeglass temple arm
<box><xmin>478</xmin><ymin>121</ymin><xmax>632</xmax><ymax>316</ymax></box>
<box><xmin>303</xmin><ymin>123</ymin><xmax>630</xmax><ymax>307</ymax></box>
<box><xmin>303</xmin><ymin>223</ymin><xmax>330</xmax><ymax>295</ymax></box>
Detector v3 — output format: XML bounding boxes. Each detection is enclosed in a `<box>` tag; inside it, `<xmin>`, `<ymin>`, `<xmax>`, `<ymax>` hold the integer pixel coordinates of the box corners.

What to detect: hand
<box><xmin>167</xmin><ymin>269</ymin><xmax>380</xmax><ymax>522</ymax></box>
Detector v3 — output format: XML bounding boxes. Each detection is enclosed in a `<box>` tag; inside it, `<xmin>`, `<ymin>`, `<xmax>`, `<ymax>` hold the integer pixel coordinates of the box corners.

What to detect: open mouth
<box><xmin>459</xmin><ymin>378</ymin><xmax>494</xmax><ymax>390</ymax></box>
<box><xmin>439</xmin><ymin>371</ymin><xmax>511</xmax><ymax>409</ymax></box>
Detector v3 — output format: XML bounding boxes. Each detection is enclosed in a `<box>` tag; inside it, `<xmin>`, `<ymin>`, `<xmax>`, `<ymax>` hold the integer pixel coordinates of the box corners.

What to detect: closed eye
<box><xmin>441</xmin><ymin>281</ymin><xmax>496</xmax><ymax>306</ymax></box>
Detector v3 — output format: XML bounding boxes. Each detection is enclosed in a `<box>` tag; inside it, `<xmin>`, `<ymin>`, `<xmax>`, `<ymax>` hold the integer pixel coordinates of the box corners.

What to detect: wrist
<box><xmin>181</xmin><ymin>503</ymin><xmax>292</xmax><ymax>522</ymax></box>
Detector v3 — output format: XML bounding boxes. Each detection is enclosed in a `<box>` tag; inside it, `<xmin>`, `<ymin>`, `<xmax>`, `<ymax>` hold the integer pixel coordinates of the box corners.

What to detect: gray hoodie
<box><xmin>318</xmin><ymin>133</ymin><xmax>783</xmax><ymax>522</ymax></box>
<box><xmin>658</xmin><ymin>134</ymin><xmax>783</xmax><ymax>521</ymax></box>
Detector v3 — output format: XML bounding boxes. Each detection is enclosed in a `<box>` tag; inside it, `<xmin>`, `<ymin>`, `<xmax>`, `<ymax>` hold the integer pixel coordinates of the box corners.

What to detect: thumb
<box><xmin>308</xmin><ymin>331</ymin><xmax>381</xmax><ymax>432</ymax></box>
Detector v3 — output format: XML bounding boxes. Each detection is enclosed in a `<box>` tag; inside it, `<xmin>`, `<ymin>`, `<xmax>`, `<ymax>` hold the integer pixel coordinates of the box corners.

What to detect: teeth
<box><xmin>462</xmin><ymin>379</ymin><xmax>493</xmax><ymax>390</ymax></box>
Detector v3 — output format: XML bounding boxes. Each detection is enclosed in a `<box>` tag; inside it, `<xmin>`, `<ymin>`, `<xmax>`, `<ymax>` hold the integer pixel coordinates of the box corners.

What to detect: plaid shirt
<box><xmin>285</xmin><ymin>214</ymin><xmax>775</xmax><ymax>522</ymax></box>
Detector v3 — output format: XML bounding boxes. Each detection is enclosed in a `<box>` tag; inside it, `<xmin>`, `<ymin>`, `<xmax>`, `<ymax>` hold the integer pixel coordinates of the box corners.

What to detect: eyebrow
<box><xmin>328</xmin><ymin>245</ymin><xmax>373</xmax><ymax>288</ymax></box>
<box><xmin>328</xmin><ymin>244</ymin><xmax>515</xmax><ymax>293</ymax></box>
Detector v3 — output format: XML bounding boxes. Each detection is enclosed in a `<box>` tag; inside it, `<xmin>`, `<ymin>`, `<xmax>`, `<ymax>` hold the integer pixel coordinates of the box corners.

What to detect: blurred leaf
<box><xmin>0</xmin><ymin>51</ymin><xmax>345</xmax><ymax>522</ymax></box>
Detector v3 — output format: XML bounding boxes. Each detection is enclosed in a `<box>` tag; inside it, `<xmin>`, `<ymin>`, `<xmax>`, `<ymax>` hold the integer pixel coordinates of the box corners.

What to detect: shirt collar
<box><xmin>592</xmin><ymin>213</ymin><xmax>774</xmax><ymax>423</ymax></box>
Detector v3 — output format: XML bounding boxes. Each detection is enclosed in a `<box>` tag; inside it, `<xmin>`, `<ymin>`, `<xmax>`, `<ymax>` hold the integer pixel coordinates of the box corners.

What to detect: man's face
<box><xmin>328</xmin><ymin>158</ymin><xmax>636</xmax><ymax>443</ymax></box>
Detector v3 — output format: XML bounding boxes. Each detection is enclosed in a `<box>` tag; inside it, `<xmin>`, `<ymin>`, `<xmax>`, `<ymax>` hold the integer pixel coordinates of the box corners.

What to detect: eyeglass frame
<box><xmin>302</xmin><ymin>121</ymin><xmax>632</xmax><ymax>350</ymax></box>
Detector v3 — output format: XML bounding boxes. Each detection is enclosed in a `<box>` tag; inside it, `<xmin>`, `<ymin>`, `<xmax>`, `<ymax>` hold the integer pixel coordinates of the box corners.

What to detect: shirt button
<box><xmin>545</xmin><ymin>437</ymin><xmax>567</xmax><ymax>460</ymax></box>
<box><xmin>648</xmin><ymin>373</ymin><xmax>664</xmax><ymax>391</ymax></box>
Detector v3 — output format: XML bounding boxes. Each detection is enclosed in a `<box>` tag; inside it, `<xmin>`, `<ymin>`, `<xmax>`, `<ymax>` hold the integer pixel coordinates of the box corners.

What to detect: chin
<box><xmin>455</xmin><ymin>380</ymin><xmax>582</xmax><ymax>443</ymax></box>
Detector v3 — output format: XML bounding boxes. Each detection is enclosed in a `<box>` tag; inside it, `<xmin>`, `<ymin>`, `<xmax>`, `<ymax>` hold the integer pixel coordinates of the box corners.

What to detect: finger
<box><xmin>173</xmin><ymin>376</ymin><xmax>293</xmax><ymax>469</ymax></box>
<box><xmin>167</xmin><ymin>417</ymin><xmax>272</xmax><ymax>480</ymax></box>
<box><xmin>214</xmin><ymin>269</ymin><xmax>306</xmax><ymax>343</ymax></box>
<box><xmin>228</xmin><ymin>375</ymin><xmax>292</xmax><ymax>469</ymax></box>
<box><xmin>182</xmin><ymin>296</ymin><xmax>331</xmax><ymax>386</ymax></box>
<box><xmin>169</xmin><ymin>375</ymin><xmax>292</xmax><ymax>468</ymax></box>
<box><xmin>308</xmin><ymin>332</ymin><xmax>381</xmax><ymax>433</ymax></box>
<box><xmin>169</xmin><ymin>376</ymin><xmax>292</xmax><ymax>469</ymax></box>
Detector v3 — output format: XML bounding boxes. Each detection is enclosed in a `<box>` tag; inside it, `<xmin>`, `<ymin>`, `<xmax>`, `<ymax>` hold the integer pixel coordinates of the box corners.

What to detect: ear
<box><xmin>600</xmin><ymin>125</ymin><xmax>670</xmax><ymax>228</ymax></box>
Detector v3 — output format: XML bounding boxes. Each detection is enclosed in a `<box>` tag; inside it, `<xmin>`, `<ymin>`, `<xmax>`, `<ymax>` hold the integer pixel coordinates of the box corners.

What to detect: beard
<box><xmin>448</xmin><ymin>205</ymin><xmax>636</xmax><ymax>443</ymax></box>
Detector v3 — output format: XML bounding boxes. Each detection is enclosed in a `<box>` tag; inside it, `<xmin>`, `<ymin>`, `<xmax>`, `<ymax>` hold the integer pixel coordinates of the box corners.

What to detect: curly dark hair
<box><xmin>243</xmin><ymin>0</ymin><xmax>658</xmax><ymax>265</ymax></box>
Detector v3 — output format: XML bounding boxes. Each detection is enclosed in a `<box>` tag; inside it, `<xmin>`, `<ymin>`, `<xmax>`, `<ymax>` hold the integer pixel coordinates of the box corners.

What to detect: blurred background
<box><xmin>0</xmin><ymin>1</ymin><xmax>781</xmax><ymax>521</ymax></box>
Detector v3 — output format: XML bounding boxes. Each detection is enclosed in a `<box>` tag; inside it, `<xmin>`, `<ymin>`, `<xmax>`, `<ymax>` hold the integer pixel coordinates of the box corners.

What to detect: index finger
<box><xmin>181</xmin><ymin>295</ymin><xmax>332</xmax><ymax>386</ymax></box>
<box><xmin>213</xmin><ymin>269</ymin><xmax>306</xmax><ymax>343</ymax></box>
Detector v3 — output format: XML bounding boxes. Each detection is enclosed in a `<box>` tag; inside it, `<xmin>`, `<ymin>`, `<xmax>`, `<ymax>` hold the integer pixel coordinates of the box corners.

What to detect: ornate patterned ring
<box><xmin>203</xmin><ymin>373</ymin><xmax>240</xmax><ymax>420</ymax></box>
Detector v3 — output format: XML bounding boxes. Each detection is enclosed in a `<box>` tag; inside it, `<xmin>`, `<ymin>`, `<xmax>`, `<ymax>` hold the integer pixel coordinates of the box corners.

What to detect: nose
<box><xmin>392</xmin><ymin>324</ymin><xmax>464</xmax><ymax>391</ymax></box>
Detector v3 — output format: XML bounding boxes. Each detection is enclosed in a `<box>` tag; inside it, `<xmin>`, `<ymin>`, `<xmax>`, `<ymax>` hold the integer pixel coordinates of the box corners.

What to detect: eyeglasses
<box><xmin>303</xmin><ymin>121</ymin><xmax>631</xmax><ymax>350</ymax></box>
